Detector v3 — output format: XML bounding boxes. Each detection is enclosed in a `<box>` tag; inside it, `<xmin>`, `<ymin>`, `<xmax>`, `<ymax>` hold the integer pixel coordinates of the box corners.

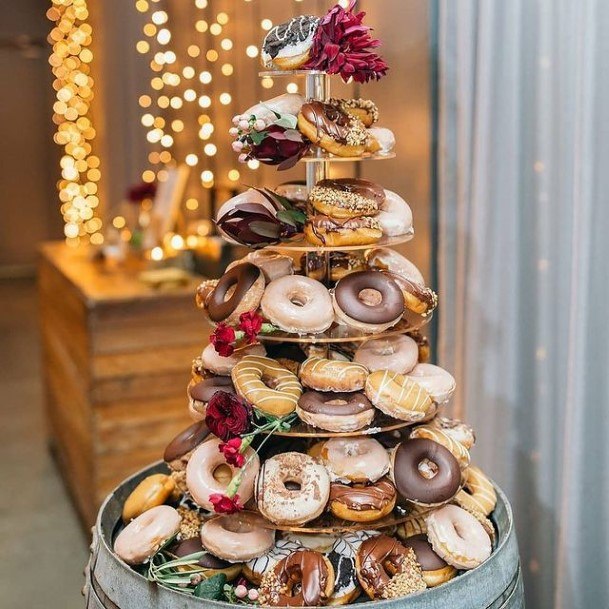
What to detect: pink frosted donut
<box><xmin>200</xmin><ymin>343</ymin><xmax>266</xmax><ymax>376</ymax></box>
<box><xmin>354</xmin><ymin>335</ymin><xmax>418</xmax><ymax>374</ymax></box>
<box><xmin>426</xmin><ymin>504</ymin><xmax>492</xmax><ymax>569</ymax></box>
<box><xmin>113</xmin><ymin>505</ymin><xmax>181</xmax><ymax>565</ymax></box>
<box><xmin>201</xmin><ymin>512</ymin><xmax>275</xmax><ymax>562</ymax></box>
<box><xmin>260</xmin><ymin>275</ymin><xmax>334</xmax><ymax>335</ymax></box>
<box><xmin>186</xmin><ymin>438</ymin><xmax>260</xmax><ymax>511</ymax></box>
<box><xmin>407</xmin><ymin>363</ymin><xmax>456</xmax><ymax>404</ymax></box>
<box><xmin>377</xmin><ymin>190</ymin><xmax>413</xmax><ymax>237</ymax></box>
<box><xmin>321</xmin><ymin>438</ymin><xmax>390</xmax><ymax>483</ymax></box>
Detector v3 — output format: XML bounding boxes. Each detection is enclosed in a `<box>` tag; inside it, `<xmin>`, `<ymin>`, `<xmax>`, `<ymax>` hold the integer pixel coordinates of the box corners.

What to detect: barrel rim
<box><xmin>96</xmin><ymin>461</ymin><xmax>516</xmax><ymax>607</ymax></box>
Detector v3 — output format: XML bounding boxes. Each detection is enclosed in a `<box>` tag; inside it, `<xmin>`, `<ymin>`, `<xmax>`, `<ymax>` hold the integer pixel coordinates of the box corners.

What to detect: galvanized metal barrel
<box><xmin>84</xmin><ymin>462</ymin><xmax>524</xmax><ymax>609</ymax></box>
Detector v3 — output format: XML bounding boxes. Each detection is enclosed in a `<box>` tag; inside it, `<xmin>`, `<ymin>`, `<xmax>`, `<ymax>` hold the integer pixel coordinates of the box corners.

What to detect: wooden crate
<box><xmin>38</xmin><ymin>243</ymin><xmax>207</xmax><ymax>527</ymax></box>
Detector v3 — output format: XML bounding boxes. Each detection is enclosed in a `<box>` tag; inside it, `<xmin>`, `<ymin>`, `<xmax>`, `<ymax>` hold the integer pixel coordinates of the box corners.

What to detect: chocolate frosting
<box><xmin>189</xmin><ymin>377</ymin><xmax>234</xmax><ymax>403</ymax></box>
<box><xmin>169</xmin><ymin>538</ymin><xmax>231</xmax><ymax>569</ymax></box>
<box><xmin>301</xmin><ymin>101</ymin><xmax>352</xmax><ymax>144</ymax></box>
<box><xmin>317</xmin><ymin>178</ymin><xmax>385</xmax><ymax>204</ymax></box>
<box><xmin>402</xmin><ymin>534</ymin><xmax>448</xmax><ymax>571</ymax></box>
<box><xmin>263</xmin><ymin>16</ymin><xmax>319</xmax><ymax>59</ymax></box>
<box><xmin>357</xmin><ymin>535</ymin><xmax>408</xmax><ymax>590</ymax></box>
<box><xmin>276</xmin><ymin>550</ymin><xmax>329</xmax><ymax>606</ymax></box>
<box><xmin>298</xmin><ymin>391</ymin><xmax>373</xmax><ymax>416</ymax></box>
<box><xmin>330</xmin><ymin>478</ymin><xmax>396</xmax><ymax>511</ymax></box>
<box><xmin>163</xmin><ymin>422</ymin><xmax>210</xmax><ymax>463</ymax></box>
<box><xmin>393</xmin><ymin>438</ymin><xmax>461</xmax><ymax>503</ymax></box>
<box><xmin>335</xmin><ymin>271</ymin><xmax>404</xmax><ymax>324</ymax></box>
<box><xmin>208</xmin><ymin>263</ymin><xmax>261</xmax><ymax>322</ymax></box>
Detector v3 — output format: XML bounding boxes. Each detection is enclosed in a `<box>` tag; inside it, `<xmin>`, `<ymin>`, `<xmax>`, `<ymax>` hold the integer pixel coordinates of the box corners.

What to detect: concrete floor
<box><xmin>0</xmin><ymin>278</ymin><xmax>88</xmax><ymax>609</ymax></box>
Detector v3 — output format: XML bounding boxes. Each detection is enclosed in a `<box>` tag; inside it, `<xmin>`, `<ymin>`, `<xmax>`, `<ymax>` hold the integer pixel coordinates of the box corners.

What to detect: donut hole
<box><xmin>358</xmin><ymin>288</ymin><xmax>383</xmax><ymax>307</ymax></box>
<box><xmin>417</xmin><ymin>458</ymin><xmax>439</xmax><ymax>480</ymax></box>
<box><xmin>223</xmin><ymin>283</ymin><xmax>237</xmax><ymax>301</ymax></box>
<box><xmin>283</xmin><ymin>479</ymin><xmax>302</xmax><ymax>492</ymax></box>
<box><xmin>288</xmin><ymin>291</ymin><xmax>309</xmax><ymax>308</ymax></box>
<box><xmin>213</xmin><ymin>463</ymin><xmax>233</xmax><ymax>485</ymax></box>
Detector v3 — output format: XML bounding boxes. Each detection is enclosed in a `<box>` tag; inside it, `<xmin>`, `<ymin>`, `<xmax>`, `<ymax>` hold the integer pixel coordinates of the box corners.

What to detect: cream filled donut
<box><xmin>255</xmin><ymin>452</ymin><xmax>330</xmax><ymax>526</ymax></box>
<box><xmin>377</xmin><ymin>189</ymin><xmax>413</xmax><ymax>237</ymax></box>
<box><xmin>186</xmin><ymin>438</ymin><xmax>259</xmax><ymax>511</ymax></box>
<box><xmin>430</xmin><ymin>416</ymin><xmax>476</xmax><ymax>450</ymax></box>
<box><xmin>321</xmin><ymin>438</ymin><xmax>390</xmax><ymax>484</ymax></box>
<box><xmin>407</xmin><ymin>364</ymin><xmax>456</xmax><ymax>404</ymax></box>
<box><xmin>200</xmin><ymin>343</ymin><xmax>266</xmax><ymax>376</ymax></box>
<box><xmin>244</xmin><ymin>538</ymin><xmax>303</xmax><ymax>585</ymax></box>
<box><xmin>297</xmin><ymin>390</ymin><xmax>375</xmax><ymax>433</ymax></box>
<box><xmin>200</xmin><ymin>512</ymin><xmax>275</xmax><ymax>563</ymax></box>
<box><xmin>367</xmin><ymin>127</ymin><xmax>396</xmax><ymax>154</ymax></box>
<box><xmin>114</xmin><ymin>505</ymin><xmax>181</xmax><ymax>565</ymax></box>
<box><xmin>299</xmin><ymin>356</ymin><xmax>368</xmax><ymax>392</ymax></box>
<box><xmin>354</xmin><ymin>335</ymin><xmax>418</xmax><ymax>374</ymax></box>
<box><xmin>410</xmin><ymin>424</ymin><xmax>471</xmax><ymax>470</ymax></box>
<box><xmin>228</xmin><ymin>249</ymin><xmax>295</xmax><ymax>284</ymax></box>
<box><xmin>426</xmin><ymin>504</ymin><xmax>492</xmax><ymax>569</ymax></box>
<box><xmin>261</xmin><ymin>275</ymin><xmax>334</xmax><ymax>335</ymax></box>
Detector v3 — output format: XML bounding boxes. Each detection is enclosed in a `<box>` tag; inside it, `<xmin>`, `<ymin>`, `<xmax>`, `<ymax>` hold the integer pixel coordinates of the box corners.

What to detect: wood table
<box><xmin>38</xmin><ymin>242</ymin><xmax>207</xmax><ymax>527</ymax></box>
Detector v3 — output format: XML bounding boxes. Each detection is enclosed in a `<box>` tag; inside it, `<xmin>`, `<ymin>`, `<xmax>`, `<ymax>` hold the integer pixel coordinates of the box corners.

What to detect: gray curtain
<box><xmin>436</xmin><ymin>1</ymin><xmax>609</xmax><ymax>607</ymax></box>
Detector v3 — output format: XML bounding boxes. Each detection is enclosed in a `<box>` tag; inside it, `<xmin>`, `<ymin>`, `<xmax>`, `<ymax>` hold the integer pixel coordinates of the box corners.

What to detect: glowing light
<box><xmin>221</xmin><ymin>63</ymin><xmax>233</xmax><ymax>76</ymax></box>
<box><xmin>217</xmin><ymin>12</ymin><xmax>229</xmax><ymax>25</ymax></box>
<box><xmin>170</xmin><ymin>234</ymin><xmax>184</xmax><ymax>250</ymax></box>
<box><xmin>198</xmin><ymin>95</ymin><xmax>211</xmax><ymax>108</ymax></box>
<box><xmin>187</xmin><ymin>45</ymin><xmax>200</xmax><ymax>58</ymax></box>
<box><xmin>261</xmin><ymin>77</ymin><xmax>274</xmax><ymax>89</ymax></box>
<box><xmin>219</xmin><ymin>92</ymin><xmax>232</xmax><ymax>105</ymax></box>
<box><xmin>261</xmin><ymin>19</ymin><xmax>273</xmax><ymax>31</ymax></box>
<box><xmin>112</xmin><ymin>216</ymin><xmax>126</xmax><ymax>229</ymax></box>
<box><xmin>195</xmin><ymin>20</ymin><xmax>208</xmax><ymax>33</ymax></box>
<box><xmin>185</xmin><ymin>154</ymin><xmax>199</xmax><ymax>166</ymax></box>
<box><xmin>221</xmin><ymin>38</ymin><xmax>233</xmax><ymax>51</ymax></box>
<box><xmin>150</xmin><ymin>246</ymin><xmax>164</xmax><ymax>261</ymax></box>
<box><xmin>157</xmin><ymin>28</ymin><xmax>171</xmax><ymax>45</ymax></box>
<box><xmin>171</xmin><ymin>119</ymin><xmax>184</xmax><ymax>132</ymax></box>
<box><xmin>135</xmin><ymin>0</ymin><xmax>149</xmax><ymax>12</ymax></box>
<box><xmin>204</xmin><ymin>143</ymin><xmax>217</xmax><ymax>156</ymax></box>
<box><xmin>210</xmin><ymin>23</ymin><xmax>222</xmax><ymax>36</ymax></box>
<box><xmin>151</xmin><ymin>11</ymin><xmax>168</xmax><ymax>25</ymax></box>
<box><xmin>160</xmin><ymin>134</ymin><xmax>174</xmax><ymax>147</ymax></box>
<box><xmin>159</xmin><ymin>150</ymin><xmax>172</xmax><ymax>163</ymax></box>
<box><xmin>170</xmin><ymin>96</ymin><xmax>183</xmax><ymax>109</ymax></box>
<box><xmin>246</xmin><ymin>45</ymin><xmax>259</xmax><ymax>58</ymax></box>
<box><xmin>247</xmin><ymin>159</ymin><xmax>260</xmax><ymax>170</ymax></box>
<box><xmin>206</xmin><ymin>49</ymin><xmax>219</xmax><ymax>62</ymax></box>
<box><xmin>182</xmin><ymin>66</ymin><xmax>195</xmax><ymax>79</ymax></box>
<box><xmin>199</xmin><ymin>71</ymin><xmax>212</xmax><ymax>84</ymax></box>
<box><xmin>286</xmin><ymin>82</ymin><xmax>298</xmax><ymax>94</ymax></box>
<box><xmin>186</xmin><ymin>198</ymin><xmax>199</xmax><ymax>210</ymax></box>
<box><xmin>184</xmin><ymin>88</ymin><xmax>197</xmax><ymax>102</ymax></box>
<box><xmin>195</xmin><ymin>0</ymin><xmax>208</xmax><ymax>8</ymax></box>
<box><xmin>143</xmin><ymin>23</ymin><xmax>156</xmax><ymax>37</ymax></box>
<box><xmin>139</xmin><ymin>94</ymin><xmax>152</xmax><ymax>107</ymax></box>
<box><xmin>228</xmin><ymin>169</ymin><xmax>240</xmax><ymax>181</ymax></box>
<box><xmin>201</xmin><ymin>170</ymin><xmax>214</xmax><ymax>182</ymax></box>
<box><xmin>136</xmin><ymin>40</ymin><xmax>149</xmax><ymax>54</ymax></box>
<box><xmin>141</xmin><ymin>113</ymin><xmax>154</xmax><ymax>127</ymax></box>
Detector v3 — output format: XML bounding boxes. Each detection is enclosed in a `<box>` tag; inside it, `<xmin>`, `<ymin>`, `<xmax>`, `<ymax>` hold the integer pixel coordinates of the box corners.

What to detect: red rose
<box><xmin>205</xmin><ymin>391</ymin><xmax>251</xmax><ymax>441</ymax></box>
<box><xmin>210</xmin><ymin>323</ymin><xmax>236</xmax><ymax>357</ymax></box>
<box><xmin>239</xmin><ymin>311</ymin><xmax>264</xmax><ymax>343</ymax></box>
<box><xmin>219</xmin><ymin>437</ymin><xmax>245</xmax><ymax>468</ymax></box>
<box><xmin>209</xmin><ymin>493</ymin><xmax>243</xmax><ymax>515</ymax></box>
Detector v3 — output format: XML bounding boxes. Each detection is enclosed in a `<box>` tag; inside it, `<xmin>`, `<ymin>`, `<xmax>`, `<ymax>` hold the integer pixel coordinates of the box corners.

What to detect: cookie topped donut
<box><xmin>261</xmin><ymin>16</ymin><xmax>320</xmax><ymax>71</ymax></box>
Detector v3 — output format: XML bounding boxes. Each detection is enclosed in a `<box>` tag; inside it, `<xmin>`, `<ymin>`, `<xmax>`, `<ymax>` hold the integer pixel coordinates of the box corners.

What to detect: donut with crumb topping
<box><xmin>309</xmin><ymin>178</ymin><xmax>384</xmax><ymax>219</ymax></box>
<box><xmin>304</xmin><ymin>215</ymin><xmax>382</xmax><ymax>247</ymax></box>
<box><xmin>329</xmin><ymin>98</ymin><xmax>379</xmax><ymax>127</ymax></box>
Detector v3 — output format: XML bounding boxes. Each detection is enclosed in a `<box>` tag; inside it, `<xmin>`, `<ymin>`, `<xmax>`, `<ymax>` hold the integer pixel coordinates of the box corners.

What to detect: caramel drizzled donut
<box><xmin>329</xmin><ymin>478</ymin><xmax>397</xmax><ymax>523</ymax></box>
<box><xmin>410</xmin><ymin>424</ymin><xmax>471</xmax><ymax>470</ymax></box>
<box><xmin>430</xmin><ymin>416</ymin><xmax>476</xmax><ymax>450</ymax></box>
<box><xmin>401</xmin><ymin>534</ymin><xmax>456</xmax><ymax>588</ymax></box>
<box><xmin>396</xmin><ymin>507</ymin><xmax>432</xmax><ymax>540</ymax></box>
<box><xmin>297</xmin><ymin>390</ymin><xmax>375</xmax><ymax>433</ymax></box>
<box><xmin>356</xmin><ymin>535</ymin><xmax>426</xmax><ymax>600</ymax></box>
<box><xmin>454</xmin><ymin>466</ymin><xmax>497</xmax><ymax>516</ymax></box>
<box><xmin>299</xmin><ymin>356</ymin><xmax>368</xmax><ymax>393</ymax></box>
<box><xmin>259</xmin><ymin>549</ymin><xmax>335</xmax><ymax>607</ymax></box>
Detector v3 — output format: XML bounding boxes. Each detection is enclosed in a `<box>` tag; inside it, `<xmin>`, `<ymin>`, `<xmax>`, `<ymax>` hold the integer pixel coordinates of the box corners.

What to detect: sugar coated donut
<box><xmin>297</xmin><ymin>390</ymin><xmax>375</xmax><ymax>433</ymax></box>
<box><xmin>329</xmin><ymin>478</ymin><xmax>397</xmax><ymax>522</ymax></box>
<box><xmin>261</xmin><ymin>16</ymin><xmax>319</xmax><ymax>70</ymax></box>
<box><xmin>200</xmin><ymin>511</ymin><xmax>275</xmax><ymax>563</ymax></box>
<box><xmin>299</xmin><ymin>356</ymin><xmax>368</xmax><ymax>392</ymax></box>
<box><xmin>207</xmin><ymin>262</ymin><xmax>265</xmax><ymax>325</ymax></box>
<box><xmin>356</xmin><ymin>535</ymin><xmax>426</xmax><ymax>599</ymax></box>
<box><xmin>333</xmin><ymin>271</ymin><xmax>405</xmax><ymax>333</ymax></box>
<box><xmin>309</xmin><ymin>178</ymin><xmax>383</xmax><ymax>219</ymax></box>
<box><xmin>430</xmin><ymin>416</ymin><xmax>476</xmax><ymax>449</ymax></box>
<box><xmin>259</xmin><ymin>549</ymin><xmax>335</xmax><ymax>607</ymax></box>
<box><xmin>377</xmin><ymin>189</ymin><xmax>413</xmax><ymax>236</ymax></box>
<box><xmin>163</xmin><ymin>421</ymin><xmax>211</xmax><ymax>471</ymax></box>
<box><xmin>426</xmin><ymin>504</ymin><xmax>492</xmax><ymax>569</ymax></box>
<box><xmin>255</xmin><ymin>452</ymin><xmax>330</xmax><ymax>526</ymax></box>
<box><xmin>201</xmin><ymin>343</ymin><xmax>266</xmax><ymax>376</ymax></box>
<box><xmin>244</xmin><ymin>538</ymin><xmax>303</xmax><ymax>585</ymax></box>
<box><xmin>305</xmin><ymin>215</ymin><xmax>382</xmax><ymax>247</ymax></box>
<box><xmin>410</xmin><ymin>424</ymin><xmax>471</xmax><ymax>470</ymax></box>
<box><xmin>354</xmin><ymin>335</ymin><xmax>419</xmax><ymax>374</ymax></box>
<box><xmin>122</xmin><ymin>474</ymin><xmax>176</xmax><ymax>522</ymax></box>
<box><xmin>168</xmin><ymin>537</ymin><xmax>242</xmax><ymax>580</ymax></box>
<box><xmin>298</xmin><ymin>101</ymin><xmax>368</xmax><ymax>157</ymax></box>
<box><xmin>407</xmin><ymin>364</ymin><xmax>456</xmax><ymax>404</ymax></box>
<box><xmin>261</xmin><ymin>275</ymin><xmax>334</xmax><ymax>335</ymax></box>
<box><xmin>401</xmin><ymin>534</ymin><xmax>456</xmax><ymax>587</ymax></box>
<box><xmin>365</xmin><ymin>370</ymin><xmax>435</xmax><ymax>423</ymax></box>
<box><xmin>232</xmin><ymin>355</ymin><xmax>302</xmax><ymax>417</ymax></box>
<box><xmin>114</xmin><ymin>505</ymin><xmax>181</xmax><ymax>565</ymax></box>
<box><xmin>454</xmin><ymin>466</ymin><xmax>497</xmax><ymax>516</ymax></box>
<box><xmin>188</xmin><ymin>376</ymin><xmax>235</xmax><ymax>421</ymax></box>
<box><xmin>390</xmin><ymin>439</ymin><xmax>461</xmax><ymax>506</ymax></box>
<box><xmin>186</xmin><ymin>438</ymin><xmax>259</xmax><ymax>511</ymax></box>
<box><xmin>321</xmin><ymin>437</ymin><xmax>390</xmax><ymax>484</ymax></box>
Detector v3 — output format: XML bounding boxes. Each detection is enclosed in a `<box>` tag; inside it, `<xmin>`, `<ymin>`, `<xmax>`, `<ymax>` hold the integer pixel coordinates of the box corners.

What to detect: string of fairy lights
<box><xmin>47</xmin><ymin>0</ymin><xmax>103</xmax><ymax>246</ymax></box>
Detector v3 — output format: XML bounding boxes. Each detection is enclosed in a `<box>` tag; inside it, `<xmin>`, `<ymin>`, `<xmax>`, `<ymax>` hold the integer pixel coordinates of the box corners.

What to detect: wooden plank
<box><xmin>91</xmin><ymin>370</ymin><xmax>193</xmax><ymax>403</ymax></box>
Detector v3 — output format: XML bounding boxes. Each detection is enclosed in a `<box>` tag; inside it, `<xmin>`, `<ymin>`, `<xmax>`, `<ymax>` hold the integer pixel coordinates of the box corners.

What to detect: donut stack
<box><xmin>111</xmin><ymin>4</ymin><xmax>505</xmax><ymax>607</ymax></box>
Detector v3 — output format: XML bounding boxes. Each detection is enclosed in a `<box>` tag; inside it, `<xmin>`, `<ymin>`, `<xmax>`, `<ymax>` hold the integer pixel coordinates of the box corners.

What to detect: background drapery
<box><xmin>436</xmin><ymin>1</ymin><xmax>609</xmax><ymax>607</ymax></box>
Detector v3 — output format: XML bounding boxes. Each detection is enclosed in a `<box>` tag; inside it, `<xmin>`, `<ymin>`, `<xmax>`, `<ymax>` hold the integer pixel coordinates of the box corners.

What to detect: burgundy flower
<box><xmin>219</xmin><ymin>437</ymin><xmax>245</xmax><ymax>468</ymax></box>
<box><xmin>205</xmin><ymin>391</ymin><xmax>251</xmax><ymax>441</ymax></box>
<box><xmin>210</xmin><ymin>323</ymin><xmax>236</xmax><ymax>357</ymax></box>
<box><xmin>209</xmin><ymin>493</ymin><xmax>243</xmax><ymax>515</ymax></box>
<box><xmin>304</xmin><ymin>0</ymin><xmax>389</xmax><ymax>83</ymax></box>
<box><xmin>248</xmin><ymin>125</ymin><xmax>310</xmax><ymax>171</ymax></box>
<box><xmin>239</xmin><ymin>311</ymin><xmax>264</xmax><ymax>343</ymax></box>
<box><xmin>127</xmin><ymin>181</ymin><xmax>157</xmax><ymax>203</ymax></box>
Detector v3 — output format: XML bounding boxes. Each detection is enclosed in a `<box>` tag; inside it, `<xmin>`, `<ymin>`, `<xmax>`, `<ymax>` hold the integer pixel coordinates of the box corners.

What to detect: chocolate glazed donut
<box><xmin>301</xmin><ymin>101</ymin><xmax>353</xmax><ymax>144</ymax></box>
<box><xmin>163</xmin><ymin>421</ymin><xmax>210</xmax><ymax>464</ymax></box>
<box><xmin>207</xmin><ymin>262</ymin><xmax>261</xmax><ymax>323</ymax></box>
<box><xmin>317</xmin><ymin>178</ymin><xmax>385</xmax><ymax>205</ymax></box>
<box><xmin>189</xmin><ymin>377</ymin><xmax>234</xmax><ymax>403</ymax></box>
<box><xmin>392</xmin><ymin>438</ymin><xmax>461</xmax><ymax>504</ymax></box>
<box><xmin>275</xmin><ymin>550</ymin><xmax>332</xmax><ymax>606</ymax></box>
<box><xmin>298</xmin><ymin>391</ymin><xmax>373</xmax><ymax>416</ymax></box>
<box><xmin>335</xmin><ymin>271</ymin><xmax>404</xmax><ymax>325</ymax></box>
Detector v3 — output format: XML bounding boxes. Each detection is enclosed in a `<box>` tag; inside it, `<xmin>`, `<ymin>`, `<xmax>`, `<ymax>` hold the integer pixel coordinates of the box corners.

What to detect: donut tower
<box><xmin>113</xmin><ymin>4</ymin><xmax>500</xmax><ymax>606</ymax></box>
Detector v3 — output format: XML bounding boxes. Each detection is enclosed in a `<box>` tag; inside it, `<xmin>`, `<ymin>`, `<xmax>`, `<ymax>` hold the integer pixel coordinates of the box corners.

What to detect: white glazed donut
<box><xmin>186</xmin><ymin>438</ymin><xmax>259</xmax><ymax>511</ymax></box>
<box><xmin>377</xmin><ymin>189</ymin><xmax>413</xmax><ymax>237</ymax></box>
<box><xmin>255</xmin><ymin>452</ymin><xmax>330</xmax><ymax>526</ymax></box>
<box><xmin>261</xmin><ymin>275</ymin><xmax>334</xmax><ymax>335</ymax></box>
<box><xmin>320</xmin><ymin>438</ymin><xmax>390</xmax><ymax>483</ymax></box>
<box><xmin>200</xmin><ymin>512</ymin><xmax>275</xmax><ymax>563</ymax></box>
<box><xmin>426</xmin><ymin>504</ymin><xmax>492</xmax><ymax>569</ymax></box>
<box><xmin>200</xmin><ymin>343</ymin><xmax>266</xmax><ymax>376</ymax></box>
<box><xmin>367</xmin><ymin>127</ymin><xmax>395</xmax><ymax>154</ymax></box>
<box><xmin>113</xmin><ymin>505</ymin><xmax>181</xmax><ymax>565</ymax></box>
<box><xmin>406</xmin><ymin>363</ymin><xmax>456</xmax><ymax>404</ymax></box>
<box><xmin>366</xmin><ymin>247</ymin><xmax>425</xmax><ymax>285</ymax></box>
<box><xmin>354</xmin><ymin>335</ymin><xmax>419</xmax><ymax>374</ymax></box>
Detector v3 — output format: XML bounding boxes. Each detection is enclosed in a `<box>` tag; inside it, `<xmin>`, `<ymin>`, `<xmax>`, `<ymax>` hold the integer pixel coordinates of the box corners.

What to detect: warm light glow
<box><xmin>210</xmin><ymin>23</ymin><xmax>222</xmax><ymax>36</ymax></box>
<box><xmin>186</xmin><ymin>198</ymin><xmax>199</xmax><ymax>210</ymax></box>
<box><xmin>228</xmin><ymin>169</ymin><xmax>240</xmax><ymax>181</ymax></box>
<box><xmin>184</xmin><ymin>88</ymin><xmax>197</xmax><ymax>102</ymax></box>
<box><xmin>187</xmin><ymin>45</ymin><xmax>200</xmax><ymax>58</ymax></box>
<box><xmin>219</xmin><ymin>92</ymin><xmax>232</xmax><ymax>105</ymax></box>
<box><xmin>261</xmin><ymin>19</ymin><xmax>273</xmax><ymax>31</ymax></box>
<box><xmin>199</xmin><ymin>71</ymin><xmax>212</xmax><ymax>84</ymax></box>
<box><xmin>220</xmin><ymin>38</ymin><xmax>233</xmax><ymax>51</ymax></box>
<box><xmin>182</xmin><ymin>66</ymin><xmax>195</xmax><ymax>79</ymax></box>
<box><xmin>200</xmin><ymin>170</ymin><xmax>214</xmax><ymax>182</ymax></box>
<box><xmin>195</xmin><ymin>0</ymin><xmax>208</xmax><ymax>8</ymax></box>
<box><xmin>157</xmin><ymin>28</ymin><xmax>171</xmax><ymax>45</ymax></box>
<box><xmin>185</xmin><ymin>154</ymin><xmax>199</xmax><ymax>166</ymax></box>
<box><xmin>198</xmin><ymin>95</ymin><xmax>211</xmax><ymax>108</ymax></box>
<box><xmin>246</xmin><ymin>45</ymin><xmax>259</xmax><ymax>58</ymax></box>
<box><xmin>136</xmin><ymin>40</ymin><xmax>150</xmax><ymax>54</ymax></box>
<box><xmin>150</xmin><ymin>246</ymin><xmax>164</xmax><ymax>261</ymax></box>
<box><xmin>171</xmin><ymin>119</ymin><xmax>184</xmax><ymax>132</ymax></box>
<box><xmin>170</xmin><ymin>234</ymin><xmax>184</xmax><ymax>250</ymax></box>
<box><xmin>217</xmin><ymin>12</ymin><xmax>229</xmax><ymax>25</ymax></box>
<box><xmin>195</xmin><ymin>20</ymin><xmax>208</xmax><ymax>33</ymax></box>
<box><xmin>247</xmin><ymin>159</ymin><xmax>260</xmax><ymax>169</ymax></box>
<box><xmin>221</xmin><ymin>63</ymin><xmax>233</xmax><ymax>76</ymax></box>
<box><xmin>112</xmin><ymin>216</ymin><xmax>126</xmax><ymax>229</ymax></box>
<box><xmin>286</xmin><ymin>82</ymin><xmax>299</xmax><ymax>94</ymax></box>
<box><xmin>261</xmin><ymin>76</ymin><xmax>274</xmax><ymax>89</ymax></box>
<box><xmin>151</xmin><ymin>10</ymin><xmax>168</xmax><ymax>25</ymax></box>
<box><xmin>206</xmin><ymin>49</ymin><xmax>219</xmax><ymax>62</ymax></box>
<box><xmin>204</xmin><ymin>143</ymin><xmax>217</xmax><ymax>156</ymax></box>
<box><xmin>139</xmin><ymin>94</ymin><xmax>152</xmax><ymax>107</ymax></box>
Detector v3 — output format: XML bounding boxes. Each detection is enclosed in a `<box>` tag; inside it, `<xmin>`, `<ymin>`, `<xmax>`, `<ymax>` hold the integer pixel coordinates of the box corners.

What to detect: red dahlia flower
<box><xmin>205</xmin><ymin>391</ymin><xmax>251</xmax><ymax>441</ymax></box>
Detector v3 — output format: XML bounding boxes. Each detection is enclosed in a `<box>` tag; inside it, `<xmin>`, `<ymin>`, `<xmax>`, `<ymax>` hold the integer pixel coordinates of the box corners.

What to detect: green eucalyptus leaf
<box><xmin>194</xmin><ymin>573</ymin><xmax>227</xmax><ymax>600</ymax></box>
<box><xmin>274</xmin><ymin>115</ymin><xmax>298</xmax><ymax>130</ymax></box>
<box><xmin>249</xmin><ymin>130</ymin><xmax>268</xmax><ymax>145</ymax></box>
<box><xmin>276</xmin><ymin>210</ymin><xmax>297</xmax><ymax>227</ymax></box>
<box><xmin>250</xmin><ymin>221</ymin><xmax>281</xmax><ymax>238</ymax></box>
